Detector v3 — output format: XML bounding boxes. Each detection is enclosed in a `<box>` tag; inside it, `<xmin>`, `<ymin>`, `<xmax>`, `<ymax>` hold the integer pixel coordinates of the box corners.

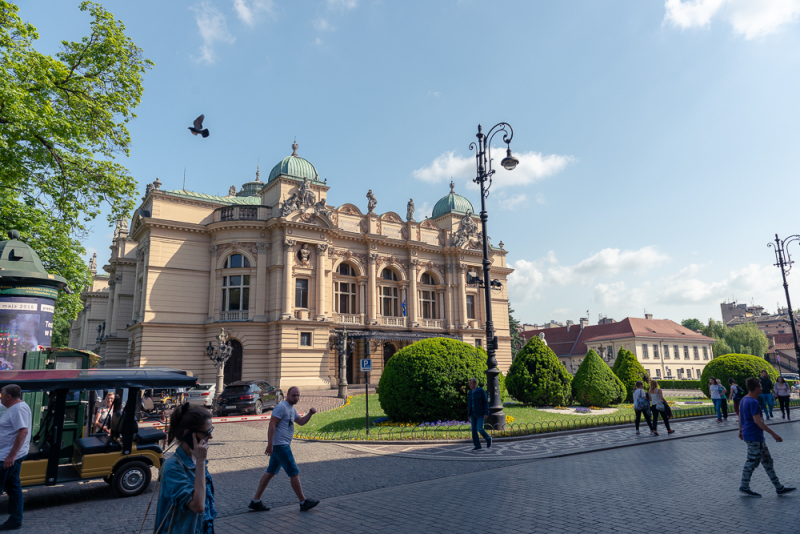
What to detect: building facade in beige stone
<box><xmin>71</xmin><ymin>144</ymin><xmax>514</xmax><ymax>390</ymax></box>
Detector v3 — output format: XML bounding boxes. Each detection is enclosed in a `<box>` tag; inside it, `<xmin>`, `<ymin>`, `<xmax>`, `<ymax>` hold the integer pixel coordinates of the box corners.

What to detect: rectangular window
<box><xmin>684</xmin><ymin>346</ymin><xmax>690</xmax><ymax>360</ymax></box>
<box><xmin>693</xmin><ymin>346</ymin><xmax>699</xmax><ymax>360</ymax></box>
<box><xmin>381</xmin><ymin>286</ymin><xmax>399</xmax><ymax>317</ymax></box>
<box><xmin>697</xmin><ymin>369</ymin><xmax>702</xmax><ymax>379</ymax></box>
<box><xmin>677</xmin><ymin>368</ymin><xmax>683</xmax><ymax>378</ymax></box>
<box><xmin>663</xmin><ymin>345</ymin><xmax>670</xmax><ymax>360</ymax></box>
<box><xmin>222</xmin><ymin>275</ymin><xmax>249</xmax><ymax>311</ymax></box>
<box><xmin>655</xmin><ymin>368</ymin><xmax>661</xmax><ymax>378</ymax></box>
<box><xmin>421</xmin><ymin>290</ymin><xmax>437</xmax><ymax>319</ymax></box>
<box><xmin>674</xmin><ymin>345</ymin><xmax>680</xmax><ymax>361</ymax></box>
<box><xmin>335</xmin><ymin>282</ymin><xmax>357</xmax><ymax>314</ymax></box>
<box><xmin>653</xmin><ymin>345</ymin><xmax>660</xmax><ymax>359</ymax></box>
<box><xmin>466</xmin><ymin>295</ymin><xmax>476</xmax><ymax>319</ymax></box>
<box><xmin>642</xmin><ymin>344</ymin><xmax>649</xmax><ymax>359</ymax></box>
<box><xmin>702</xmin><ymin>347</ymin><xmax>709</xmax><ymax>360</ymax></box>
<box><xmin>607</xmin><ymin>346</ymin><xmax>613</xmax><ymax>360</ymax></box>
<box><xmin>475</xmin><ymin>339</ymin><xmax>482</xmax><ymax>348</ymax></box>
<box><xmin>300</xmin><ymin>332</ymin><xmax>311</xmax><ymax>346</ymax></box>
<box><xmin>295</xmin><ymin>279</ymin><xmax>309</xmax><ymax>309</ymax></box>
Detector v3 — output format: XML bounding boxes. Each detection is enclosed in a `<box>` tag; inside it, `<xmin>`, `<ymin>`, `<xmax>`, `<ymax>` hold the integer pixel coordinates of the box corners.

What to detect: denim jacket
<box><xmin>467</xmin><ymin>387</ymin><xmax>489</xmax><ymax>418</ymax></box>
<box><xmin>154</xmin><ymin>446</ymin><xmax>216</xmax><ymax>534</ymax></box>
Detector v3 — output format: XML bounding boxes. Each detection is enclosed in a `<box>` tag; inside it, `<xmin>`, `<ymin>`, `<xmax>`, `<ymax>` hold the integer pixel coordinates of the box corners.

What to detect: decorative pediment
<box><xmin>380</xmin><ymin>212</ymin><xmax>403</xmax><ymax>224</ymax></box>
<box><xmin>421</xmin><ymin>219</ymin><xmax>438</xmax><ymax>230</ymax></box>
<box><xmin>338</xmin><ymin>203</ymin><xmax>362</xmax><ymax>216</ymax></box>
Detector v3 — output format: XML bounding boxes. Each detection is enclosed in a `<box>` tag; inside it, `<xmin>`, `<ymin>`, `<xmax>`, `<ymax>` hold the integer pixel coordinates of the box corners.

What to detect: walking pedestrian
<box><xmin>466</xmin><ymin>378</ymin><xmax>492</xmax><ymax>450</ymax></box>
<box><xmin>729</xmin><ymin>378</ymin><xmax>745</xmax><ymax>417</ymax></box>
<box><xmin>774</xmin><ymin>376</ymin><xmax>791</xmax><ymax>420</ymax></box>
<box><xmin>154</xmin><ymin>403</ymin><xmax>216</xmax><ymax>534</ymax></box>
<box><xmin>738</xmin><ymin>377</ymin><xmax>796</xmax><ymax>498</ymax></box>
<box><xmin>632</xmin><ymin>381</ymin><xmax>654</xmax><ymax>436</ymax></box>
<box><xmin>249</xmin><ymin>387</ymin><xmax>319</xmax><ymax>512</ymax></box>
<box><xmin>759</xmin><ymin>371</ymin><xmax>775</xmax><ymax>420</ymax></box>
<box><xmin>717</xmin><ymin>379</ymin><xmax>729</xmax><ymax>420</ymax></box>
<box><xmin>0</xmin><ymin>385</ymin><xmax>31</xmax><ymax>531</ymax></box>
<box><xmin>649</xmin><ymin>380</ymin><xmax>674</xmax><ymax>436</ymax></box>
<box><xmin>709</xmin><ymin>376</ymin><xmax>724</xmax><ymax>422</ymax></box>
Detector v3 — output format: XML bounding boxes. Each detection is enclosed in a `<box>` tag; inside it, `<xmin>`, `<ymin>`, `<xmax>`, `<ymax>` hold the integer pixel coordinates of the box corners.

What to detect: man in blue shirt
<box><xmin>738</xmin><ymin>377</ymin><xmax>796</xmax><ymax>497</ymax></box>
<box><xmin>467</xmin><ymin>378</ymin><xmax>492</xmax><ymax>452</ymax></box>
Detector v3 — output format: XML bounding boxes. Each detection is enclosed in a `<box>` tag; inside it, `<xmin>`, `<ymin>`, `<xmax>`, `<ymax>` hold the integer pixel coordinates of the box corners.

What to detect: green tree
<box><xmin>699</xmin><ymin>354</ymin><xmax>777</xmax><ymax>398</ymax></box>
<box><xmin>701</xmin><ymin>319</ymin><xmax>768</xmax><ymax>358</ymax></box>
<box><xmin>508</xmin><ymin>306</ymin><xmax>525</xmax><ymax>359</ymax></box>
<box><xmin>611</xmin><ymin>347</ymin><xmax>649</xmax><ymax>402</ymax></box>
<box><xmin>681</xmin><ymin>318</ymin><xmax>704</xmax><ymax>332</ymax></box>
<box><xmin>572</xmin><ymin>350</ymin><xmax>625</xmax><ymax>407</ymax></box>
<box><xmin>0</xmin><ymin>1</ymin><xmax>152</xmax><ymax>321</ymax></box>
<box><xmin>506</xmin><ymin>336</ymin><xmax>572</xmax><ymax>407</ymax></box>
<box><xmin>51</xmin><ymin>314</ymin><xmax>72</xmax><ymax>347</ymax></box>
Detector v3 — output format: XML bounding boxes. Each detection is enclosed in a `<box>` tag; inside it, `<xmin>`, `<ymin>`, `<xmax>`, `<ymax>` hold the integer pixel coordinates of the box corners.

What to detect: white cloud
<box><xmin>657</xmin><ymin>263</ymin><xmax>780</xmax><ymax>305</ymax></box>
<box><xmin>507</xmin><ymin>259</ymin><xmax>545</xmax><ymax>303</ymax></box>
<box><xmin>190</xmin><ymin>3</ymin><xmax>235</xmax><ymax>64</ymax></box>
<box><xmin>418</xmin><ymin>201</ymin><xmax>433</xmax><ymax>219</ymax></box>
<box><xmin>232</xmin><ymin>0</ymin><xmax>276</xmax><ymax>26</ymax></box>
<box><xmin>314</xmin><ymin>37</ymin><xmax>324</xmax><ymax>46</ymax></box>
<box><xmin>313</xmin><ymin>18</ymin><xmax>334</xmax><ymax>31</ymax></box>
<box><xmin>496</xmin><ymin>192</ymin><xmax>527</xmax><ymax>211</ymax></box>
<box><xmin>535</xmin><ymin>193</ymin><xmax>545</xmax><ymax>205</ymax></box>
<box><xmin>412</xmin><ymin>147</ymin><xmax>574</xmax><ymax>190</ymax></box>
<box><xmin>327</xmin><ymin>0</ymin><xmax>358</xmax><ymax>9</ymax></box>
<box><xmin>427</xmin><ymin>91</ymin><xmax>442</xmax><ymax>98</ymax></box>
<box><xmin>572</xmin><ymin>246</ymin><xmax>669</xmax><ymax>277</ymax></box>
<box><xmin>664</xmin><ymin>0</ymin><xmax>800</xmax><ymax>39</ymax></box>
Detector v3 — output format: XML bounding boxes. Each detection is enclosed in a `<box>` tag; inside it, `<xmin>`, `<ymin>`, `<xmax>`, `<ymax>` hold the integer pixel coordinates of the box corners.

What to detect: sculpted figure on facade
<box><xmin>298</xmin><ymin>243</ymin><xmax>311</xmax><ymax>267</ymax></box>
<box><xmin>88</xmin><ymin>252</ymin><xmax>97</xmax><ymax>275</ymax></box>
<box><xmin>144</xmin><ymin>183</ymin><xmax>153</xmax><ymax>198</ymax></box>
<box><xmin>453</xmin><ymin>209</ymin><xmax>482</xmax><ymax>248</ymax></box>
<box><xmin>229</xmin><ymin>185</ymin><xmax>237</xmax><ymax>196</ymax></box>
<box><xmin>406</xmin><ymin>199</ymin><xmax>415</xmax><ymax>221</ymax></box>
<box><xmin>298</xmin><ymin>177</ymin><xmax>316</xmax><ymax>207</ymax></box>
<box><xmin>281</xmin><ymin>192</ymin><xmax>300</xmax><ymax>217</ymax></box>
<box><xmin>366</xmin><ymin>189</ymin><xmax>377</xmax><ymax>213</ymax></box>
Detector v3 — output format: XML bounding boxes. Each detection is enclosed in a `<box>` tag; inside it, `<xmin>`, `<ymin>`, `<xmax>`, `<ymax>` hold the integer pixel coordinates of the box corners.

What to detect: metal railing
<box><xmin>293</xmin><ymin>400</ymin><xmax>800</xmax><ymax>442</ymax></box>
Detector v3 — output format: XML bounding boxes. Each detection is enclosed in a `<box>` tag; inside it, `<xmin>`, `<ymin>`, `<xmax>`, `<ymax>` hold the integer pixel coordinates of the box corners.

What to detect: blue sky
<box><xmin>19</xmin><ymin>0</ymin><xmax>800</xmax><ymax>326</ymax></box>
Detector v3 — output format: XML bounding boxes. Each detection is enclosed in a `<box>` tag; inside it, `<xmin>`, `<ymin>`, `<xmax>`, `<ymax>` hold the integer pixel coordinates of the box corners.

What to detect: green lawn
<box><xmin>294</xmin><ymin>394</ymin><xmax>753</xmax><ymax>441</ymax></box>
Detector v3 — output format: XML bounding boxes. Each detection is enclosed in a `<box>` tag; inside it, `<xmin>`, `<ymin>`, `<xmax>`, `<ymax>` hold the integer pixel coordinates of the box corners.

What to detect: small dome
<box><xmin>268</xmin><ymin>141</ymin><xmax>320</xmax><ymax>183</ymax></box>
<box><xmin>431</xmin><ymin>181</ymin><xmax>475</xmax><ymax>219</ymax></box>
<box><xmin>237</xmin><ymin>165</ymin><xmax>264</xmax><ymax>197</ymax></box>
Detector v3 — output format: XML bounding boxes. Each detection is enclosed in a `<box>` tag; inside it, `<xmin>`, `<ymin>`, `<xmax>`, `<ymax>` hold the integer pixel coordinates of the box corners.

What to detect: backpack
<box><xmin>733</xmin><ymin>385</ymin><xmax>747</xmax><ymax>401</ymax></box>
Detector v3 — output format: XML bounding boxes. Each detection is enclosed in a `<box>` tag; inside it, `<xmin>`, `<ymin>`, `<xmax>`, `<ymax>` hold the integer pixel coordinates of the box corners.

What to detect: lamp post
<box><xmin>768</xmin><ymin>234</ymin><xmax>800</xmax><ymax>374</ymax></box>
<box><xmin>468</xmin><ymin>123</ymin><xmax>519</xmax><ymax>430</ymax></box>
<box><xmin>337</xmin><ymin>327</ymin><xmax>349</xmax><ymax>399</ymax></box>
<box><xmin>205</xmin><ymin>328</ymin><xmax>234</xmax><ymax>403</ymax></box>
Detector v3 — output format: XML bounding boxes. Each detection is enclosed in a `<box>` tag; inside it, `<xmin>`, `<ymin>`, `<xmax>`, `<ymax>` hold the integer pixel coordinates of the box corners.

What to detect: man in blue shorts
<box><xmin>248</xmin><ymin>387</ymin><xmax>319</xmax><ymax>512</ymax></box>
<box><xmin>738</xmin><ymin>377</ymin><xmax>795</xmax><ymax>498</ymax></box>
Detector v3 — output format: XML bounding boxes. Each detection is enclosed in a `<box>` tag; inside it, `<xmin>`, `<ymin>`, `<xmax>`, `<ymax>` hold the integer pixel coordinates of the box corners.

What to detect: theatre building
<box><xmin>69</xmin><ymin>143</ymin><xmax>514</xmax><ymax>390</ymax></box>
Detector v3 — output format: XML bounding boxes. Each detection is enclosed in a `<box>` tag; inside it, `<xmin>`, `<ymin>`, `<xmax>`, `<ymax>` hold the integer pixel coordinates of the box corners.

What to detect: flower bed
<box><xmin>575</xmin><ymin>407</ymin><xmax>591</xmax><ymax>413</ymax></box>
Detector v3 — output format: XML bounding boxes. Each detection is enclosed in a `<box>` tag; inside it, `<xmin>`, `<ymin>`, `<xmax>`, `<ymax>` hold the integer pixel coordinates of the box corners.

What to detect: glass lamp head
<box><xmin>501</xmin><ymin>148</ymin><xmax>519</xmax><ymax>171</ymax></box>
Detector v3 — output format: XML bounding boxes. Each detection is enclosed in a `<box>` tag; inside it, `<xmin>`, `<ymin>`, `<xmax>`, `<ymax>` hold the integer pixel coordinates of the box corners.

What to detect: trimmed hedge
<box><xmin>657</xmin><ymin>380</ymin><xmax>702</xmax><ymax>390</ymax></box>
<box><xmin>506</xmin><ymin>336</ymin><xmax>572</xmax><ymax>406</ymax></box>
<box><xmin>377</xmin><ymin>338</ymin><xmax>489</xmax><ymax>422</ymax></box>
<box><xmin>611</xmin><ymin>347</ymin><xmax>649</xmax><ymax>402</ymax></box>
<box><xmin>572</xmin><ymin>350</ymin><xmax>626</xmax><ymax>407</ymax></box>
<box><xmin>699</xmin><ymin>354</ymin><xmax>778</xmax><ymax>398</ymax></box>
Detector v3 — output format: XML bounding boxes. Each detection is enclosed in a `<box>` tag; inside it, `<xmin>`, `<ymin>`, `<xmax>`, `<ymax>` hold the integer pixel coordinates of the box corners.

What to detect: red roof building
<box><xmin>766</xmin><ymin>333</ymin><xmax>799</xmax><ymax>375</ymax></box>
<box><xmin>522</xmin><ymin>317</ymin><xmax>716</xmax><ymax>380</ymax></box>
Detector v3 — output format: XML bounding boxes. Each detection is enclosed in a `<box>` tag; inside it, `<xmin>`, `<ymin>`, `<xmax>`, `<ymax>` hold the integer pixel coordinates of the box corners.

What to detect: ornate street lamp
<box><xmin>205</xmin><ymin>328</ymin><xmax>234</xmax><ymax>402</ymax></box>
<box><xmin>336</xmin><ymin>327</ymin><xmax>349</xmax><ymax>399</ymax></box>
<box><xmin>468</xmin><ymin>122</ymin><xmax>518</xmax><ymax>430</ymax></box>
<box><xmin>768</xmin><ymin>234</ymin><xmax>800</xmax><ymax>374</ymax></box>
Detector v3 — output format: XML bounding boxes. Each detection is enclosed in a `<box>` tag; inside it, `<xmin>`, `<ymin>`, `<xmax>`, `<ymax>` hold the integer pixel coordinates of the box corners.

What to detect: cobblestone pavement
<box><xmin>336</xmin><ymin>415</ymin><xmax>781</xmax><ymax>460</ymax></box>
<box><xmin>5</xmin><ymin>415</ymin><xmax>799</xmax><ymax>533</ymax></box>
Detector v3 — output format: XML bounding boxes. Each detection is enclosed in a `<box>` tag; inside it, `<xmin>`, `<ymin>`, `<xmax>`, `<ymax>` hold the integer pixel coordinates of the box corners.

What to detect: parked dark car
<box><xmin>214</xmin><ymin>380</ymin><xmax>283</xmax><ymax>416</ymax></box>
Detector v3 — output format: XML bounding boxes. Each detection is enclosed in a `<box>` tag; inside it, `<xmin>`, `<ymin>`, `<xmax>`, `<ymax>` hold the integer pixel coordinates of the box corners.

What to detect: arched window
<box><xmin>335</xmin><ymin>262</ymin><xmax>358</xmax><ymax>314</ymax></box>
<box><xmin>224</xmin><ymin>254</ymin><xmax>250</xmax><ymax>268</ymax></box>
<box><xmin>381</xmin><ymin>268</ymin><xmax>398</xmax><ymax>281</ymax></box>
<box><xmin>419</xmin><ymin>272</ymin><xmax>437</xmax><ymax>319</ymax></box>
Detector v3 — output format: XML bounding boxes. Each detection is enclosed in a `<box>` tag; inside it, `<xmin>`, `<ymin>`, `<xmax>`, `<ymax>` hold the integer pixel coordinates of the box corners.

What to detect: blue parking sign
<box><xmin>360</xmin><ymin>358</ymin><xmax>372</xmax><ymax>372</ymax></box>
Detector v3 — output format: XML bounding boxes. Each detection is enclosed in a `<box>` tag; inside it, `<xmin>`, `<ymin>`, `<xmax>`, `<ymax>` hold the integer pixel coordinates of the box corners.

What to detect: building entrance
<box><xmin>224</xmin><ymin>339</ymin><xmax>243</xmax><ymax>384</ymax></box>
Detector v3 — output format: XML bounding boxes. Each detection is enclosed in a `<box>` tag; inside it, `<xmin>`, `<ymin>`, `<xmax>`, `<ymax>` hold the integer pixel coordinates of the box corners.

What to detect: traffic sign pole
<box><xmin>363</xmin><ymin>343</ymin><xmax>372</xmax><ymax>435</ymax></box>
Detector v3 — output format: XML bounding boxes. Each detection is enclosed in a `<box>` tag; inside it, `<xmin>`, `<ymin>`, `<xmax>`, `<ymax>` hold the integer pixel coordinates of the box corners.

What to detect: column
<box><xmin>139</xmin><ymin>243</ymin><xmax>150</xmax><ymax>322</ymax></box>
<box><xmin>110</xmin><ymin>275</ymin><xmax>122</xmax><ymax>334</ymax></box>
<box><xmin>255</xmin><ymin>243</ymin><xmax>269</xmax><ymax>320</ymax></box>
<box><xmin>438</xmin><ymin>288</ymin><xmax>446</xmax><ymax>326</ymax></box>
<box><xmin>316</xmin><ymin>244</ymin><xmax>328</xmax><ymax>321</ymax></box>
<box><xmin>445</xmin><ymin>265</ymin><xmax>454</xmax><ymax>329</ymax></box>
<box><xmin>368</xmin><ymin>254</ymin><xmax>377</xmax><ymax>324</ymax></box>
<box><xmin>208</xmin><ymin>245</ymin><xmax>218</xmax><ymax>320</ymax></box>
<box><xmin>282</xmin><ymin>238</ymin><xmax>295</xmax><ymax>319</ymax></box>
<box><xmin>457</xmin><ymin>265</ymin><xmax>467</xmax><ymax>328</ymax></box>
<box><xmin>104</xmin><ymin>280</ymin><xmax>116</xmax><ymax>337</ymax></box>
<box><xmin>409</xmin><ymin>260</ymin><xmax>418</xmax><ymax>326</ymax></box>
<box><xmin>359</xmin><ymin>279</ymin><xmax>367</xmax><ymax>323</ymax></box>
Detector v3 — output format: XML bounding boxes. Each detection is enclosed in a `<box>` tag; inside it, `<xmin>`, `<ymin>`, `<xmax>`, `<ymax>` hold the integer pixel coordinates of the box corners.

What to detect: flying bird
<box><xmin>188</xmin><ymin>115</ymin><xmax>209</xmax><ymax>138</ymax></box>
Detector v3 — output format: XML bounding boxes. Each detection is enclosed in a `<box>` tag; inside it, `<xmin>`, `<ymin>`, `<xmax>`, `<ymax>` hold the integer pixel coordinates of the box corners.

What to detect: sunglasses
<box><xmin>194</xmin><ymin>426</ymin><xmax>214</xmax><ymax>438</ymax></box>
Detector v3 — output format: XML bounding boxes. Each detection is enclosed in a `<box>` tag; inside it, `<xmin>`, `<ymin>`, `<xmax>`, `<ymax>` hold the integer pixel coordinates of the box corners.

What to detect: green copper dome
<box><xmin>431</xmin><ymin>181</ymin><xmax>475</xmax><ymax>219</ymax></box>
<box><xmin>237</xmin><ymin>165</ymin><xmax>265</xmax><ymax>196</ymax></box>
<box><xmin>268</xmin><ymin>141</ymin><xmax>320</xmax><ymax>183</ymax></box>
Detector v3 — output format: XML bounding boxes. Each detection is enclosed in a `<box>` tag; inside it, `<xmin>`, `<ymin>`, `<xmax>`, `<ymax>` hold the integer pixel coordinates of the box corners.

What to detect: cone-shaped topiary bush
<box><xmin>506</xmin><ymin>336</ymin><xmax>573</xmax><ymax>406</ymax></box>
<box><xmin>377</xmin><ymin>338</ymin><xmax>489</xmax><ymax>422</ymax></box>
<box><xmin>572</xmin><ymin>350</ymin><xmax>626</xmax><ymax>407</ymax></box>
<box><xmin>699</xmin><ymin>353</ymin><xmax>778</xmax><ymax>398</ymax></box>
<box><xmin>611</xmin><ymin>347</ymin><xmax>650</xmax><ymax>402</ymax></box>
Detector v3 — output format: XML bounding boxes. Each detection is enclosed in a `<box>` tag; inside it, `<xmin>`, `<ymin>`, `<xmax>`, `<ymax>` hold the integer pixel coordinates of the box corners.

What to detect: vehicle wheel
<box><xmin>276</xmin><ymin>393</ymin><xmax>284</xmax><ymax>404</ymax></box>
<box><xmin>112</xmin><ymin>461</ymin><xmax>152</xmax><ymax>498</ymax></box>
<box><xmin>254</xmin><ymin>400</ymin><xmax>263</xmax><ymax>415</ymax></box>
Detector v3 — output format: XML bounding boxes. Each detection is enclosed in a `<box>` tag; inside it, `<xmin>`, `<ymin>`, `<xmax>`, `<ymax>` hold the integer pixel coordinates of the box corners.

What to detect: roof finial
<box><xmin>449</xmin><ymin>179</ymin><xmax>455</xmax><ymax>194</ymax></box>
<box><xmin>292</xmin><ymin>138</ymin><xmax>298</xmax><ymax>157</ymax></box>
<box><xmin>255</xmin><ymin>160</ymin><xmax>261</xmax><ymax>182</ymax></box>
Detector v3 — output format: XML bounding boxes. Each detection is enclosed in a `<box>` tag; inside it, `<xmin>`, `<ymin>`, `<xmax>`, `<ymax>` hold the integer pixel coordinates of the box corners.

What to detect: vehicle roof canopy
<box><xmin>0</xmin><ymin>368</ymin><xmax>197</xmax><ymax>391</ymax></box>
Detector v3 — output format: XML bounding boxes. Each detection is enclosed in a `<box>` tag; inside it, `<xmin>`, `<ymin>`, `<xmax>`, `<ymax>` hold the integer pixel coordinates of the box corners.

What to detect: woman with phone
<box><xmin>154</xmin><ymin>403</ymin><xmax>216</xmax><ymax>533</ymax></box>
